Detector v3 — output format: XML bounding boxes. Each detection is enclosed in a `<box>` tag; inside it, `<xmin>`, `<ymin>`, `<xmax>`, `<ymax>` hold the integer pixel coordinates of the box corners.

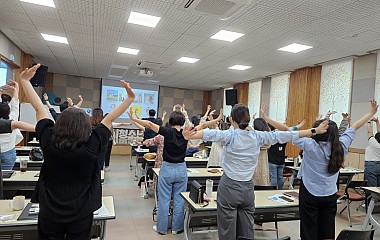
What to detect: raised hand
<box><xmin>370</xmin><ymin>99</ymin><xmax>378</xmax><ymax>115</ymax></box>
<box><xmin>20</xmin><ymin>64</ymin><xmax>40</xmax><ymax>81</ymax></box>
<box><xmin>0</xmin><ymin>85</ymin><xmax>14</xmax><ymax>97</ymax></box>
<box><xmin>127</xmin><ymin>107</ymin><xmax>135</xmax><ymax>120</ymax></box>
<box><xmin>67</xmin><ymin>97</ymin><xmax>73</xmax><ymax>106</ymax></box>
<box><xmin>260</xmin><ymin>103</ymin><xmax>268</xmax><ymax>118</ymax></box>
<box><xmin>120</xmin><ymin>80</ymin><xmax>135</xmax><ymax>100</ymax></box>
<box><xmin>209</xmin><ymin>110</ymin><xmax>216</xmax><ymax>116</ymax></box>
<box><xmin>315</xmin><ymin>120</ymin><xmax>329</xmax><ymax>134</ymax></box>
<box><xmin>78</xmin><ymin>95</ymin><xmax>83</xmax><ymax>101</ymax></box>
<box><xmin>43</xmin><ymin>93</ymin><xmax>49</xmax><ymax>101</ymax></box>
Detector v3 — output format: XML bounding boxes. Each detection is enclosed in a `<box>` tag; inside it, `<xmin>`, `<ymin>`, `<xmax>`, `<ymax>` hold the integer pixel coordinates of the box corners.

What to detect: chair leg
<box><xmin>347</xmin><ymin>200</ymin><xmax>352</xmax><ymax>227</ymax></box>
<box><xmin>275</xmin><ymin>221</ymin><xmax>278</xmax><ymax>238</ymax></box>
<box><xmin>356</xmin><ymin>200</ymin><xmax>364</xmax><ymax>211</ymax></box>
<box><xmin>340</xmin><ymin>203</ymin><xmax>347</xmax><ymax>214</ymax></box>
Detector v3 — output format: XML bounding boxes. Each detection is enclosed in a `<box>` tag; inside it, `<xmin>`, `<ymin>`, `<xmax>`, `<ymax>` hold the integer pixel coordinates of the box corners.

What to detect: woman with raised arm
<box><xmin>263</xmin><ymin>100</ymin><xmax>378</xmax><ymax>240</ymax></box>
<box><xmin>19</xmin><ymin>64</ymin><xmax>135</xmax><ymax>240</ymax></box>
<box><xmin>184</xmin><ymin>103</ymin><xmax>328</xmax><ymax>240</ymax></box>
<box><xmin>365</xmin><ymin>117</ymin><xmax>380</xmax><ymax>187</ymax></box>
<box><xmin>0</xmin><ymin>81</ymin><xmax>34</xmax><ymax>169</ymax></box>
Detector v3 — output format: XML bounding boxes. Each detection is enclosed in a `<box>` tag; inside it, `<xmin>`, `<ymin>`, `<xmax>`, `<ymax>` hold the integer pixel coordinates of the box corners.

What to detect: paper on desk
<box><xmin>93</xmin><ymin>203</ymin><xmax>109</xmax><ymax>216</ymax></box>
<box><xmin>187</xmin><ymin>169</ymin><xmax>200</xmax><ymax>174</ymax></box>
<box><xmin>268</xmin><ymin>194</ymin><xmax>291</xmax><ymax>204</ymax></box>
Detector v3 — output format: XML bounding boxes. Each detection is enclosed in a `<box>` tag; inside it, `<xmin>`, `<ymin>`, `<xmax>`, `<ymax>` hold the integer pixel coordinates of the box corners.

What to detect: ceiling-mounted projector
<box><xmin>138</xmin><ymin>68</ymin><xmax>153</xmax><ymax>77</ymax></box>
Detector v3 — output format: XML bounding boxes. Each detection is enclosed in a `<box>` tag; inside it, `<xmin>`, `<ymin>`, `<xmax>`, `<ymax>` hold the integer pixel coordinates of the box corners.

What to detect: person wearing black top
<box><xmin>142</xmin><ymin>109</ymin><xmax>157</xmax><ymax>140</ymax></box>
<box><xmin>268</xmin><ymin>142</ymin><xmax>287</xmax><ymax>190</ymax></box>
<box><xmin>129</xmin><ymin>109</ymin><xmax>188</xmax><ymax>235</ymax></box>
<box><xmin>20</xmin><ymin>64</ymin><xmax>135</xmax><ymax>240</ymax></box>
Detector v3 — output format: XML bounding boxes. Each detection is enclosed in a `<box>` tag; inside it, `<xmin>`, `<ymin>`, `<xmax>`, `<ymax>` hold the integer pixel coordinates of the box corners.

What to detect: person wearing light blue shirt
<box><xmin>265</xmin><ymin>100</ymin><xmax>378</xmax><ymax>240</ymax></box>
<box><xmin>184</xmin><ymin>103</ymin><xmax>329</xmax><ymax>240</ymax></box>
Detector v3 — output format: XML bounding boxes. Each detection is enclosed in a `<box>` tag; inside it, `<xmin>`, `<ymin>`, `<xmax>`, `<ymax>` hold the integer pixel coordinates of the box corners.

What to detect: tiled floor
<box><xmin>103</xmin><ymin>155</ymin><xmax>379</xmax><ymax>240</ymax></box>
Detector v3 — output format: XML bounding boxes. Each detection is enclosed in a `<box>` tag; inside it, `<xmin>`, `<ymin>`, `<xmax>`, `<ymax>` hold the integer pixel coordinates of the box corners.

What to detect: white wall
<box><xmin>0</xmin><ymin>32</ymin><xmax>21</xmax><ymax>66</ymax></box>
<box><xmin>247</xmin><ymin>80</ymin><xmax>262</xmax><ymax>125</ymax></box>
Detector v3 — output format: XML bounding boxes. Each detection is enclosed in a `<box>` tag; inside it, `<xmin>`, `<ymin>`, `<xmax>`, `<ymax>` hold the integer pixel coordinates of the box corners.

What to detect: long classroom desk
<box><xmin>142</xmin><ymin>157</ymin><xmax>209</xmax><ymax>198</ymax></box>
<box><xmin>362</xmin><ymin>187</ymin><xmax>380</xmax><ymax>230</ymax></box>
<box><xmin>152</xmin><ymin>167</ymin><xmax>223</xmax><ymax>221</ymax></box>
<box><xmin>13</xmin><ymin>156</ymin><xmax>43</xmax><ymax>171</ymax></box>
<box><xmin>15</xmin><ymin>146</ymin><xmax>34</xmax><ymax>156</ymax></box>
<box><xmin>0</xmin><ymin>196</ymin><xmax>115</xmax><ymax>240</ymax></box>
<box><xmin>285</xmin><ymin>166</ymin><xmax>364</xmax><ymax>189</ymax></box>
<box><xmin>181</xmin><ymin>189</ymin><xmax>300</xmax><ymax>240</ymax></box>
<box><xmin>2</xmin><ymin>170</ymin><xmax>105</xmax><ymax>199</ymax></box>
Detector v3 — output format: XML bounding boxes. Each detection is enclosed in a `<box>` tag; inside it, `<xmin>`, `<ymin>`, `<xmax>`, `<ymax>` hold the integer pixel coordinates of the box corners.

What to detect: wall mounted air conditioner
<box><xmin>178</xmin><ymin>0</ymin><xmax>250</xmax><ymax>20</ymax></box>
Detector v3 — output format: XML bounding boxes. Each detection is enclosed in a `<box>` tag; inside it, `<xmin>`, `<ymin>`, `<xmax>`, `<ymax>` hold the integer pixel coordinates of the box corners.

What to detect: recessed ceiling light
<box><xmin>20</xmin><ymin>0</ymin><xmax>55</xmax><ymax>8</ymax></box>
<box><xmin>117</xmin><ymin>47</ymin><xmax>139</xmax><ymax>55</ymax></box>
<box><xmin>177</xmin><ymin>57</ymin><xmax>199</xmax><ymax>63</ymax></box>
<box><xmin>41</xmin><ymin>33</ymin><xmax>68</xmax><ymax>44</ymax></box>
<box><xmin>229</xmin><ymin>65</ymin><xmax>251</xmax><ymax>70</ymax></box>
<box><xmin>127</xmin><ymin>11</ymin><xmax>161</xmax><ymax>28</ymax></box>
<box><xmin>210</xmin><ymin>30</ymin><xmax>245</xmax><ymax>42</ymax></box>
<box><xmin>278</xmin><ymin>43</ymin><xmax>313</xmax><ymax>53</ymax></box>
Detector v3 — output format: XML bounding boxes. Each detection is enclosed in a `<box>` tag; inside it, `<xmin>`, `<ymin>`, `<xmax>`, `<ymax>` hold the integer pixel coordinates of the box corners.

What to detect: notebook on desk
<box><xmin>283</xmin><ymin>191</ymin><xmax>299</xmax><ymax>199</ymax></box>
<box><xmin>1</xmin><ymin>170</ymin><xmax>15</xmax><ymax>178</ymax></box>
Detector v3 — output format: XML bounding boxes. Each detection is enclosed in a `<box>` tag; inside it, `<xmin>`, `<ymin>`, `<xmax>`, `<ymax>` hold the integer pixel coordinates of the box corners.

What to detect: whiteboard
<box><xmin>19</xmin><ymin>102</ymin><xmax>59</xmax><ymax>125</ymax></box>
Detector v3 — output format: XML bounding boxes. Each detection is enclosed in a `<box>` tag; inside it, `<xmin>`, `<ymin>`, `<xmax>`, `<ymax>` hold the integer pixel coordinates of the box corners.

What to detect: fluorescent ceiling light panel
<box><xmin>211</xmin><ymin>30</ymin><xmax>245</xmax><ymax>42</ymax></box>
<box><xmin>229</xmin><ymin>65</ymin><xmax>251</xmax><ymax>70</ymax></box>
<box><xmin>41</xmin><ymin>33</ymin><xmax>68</xmax><ymax>44</ymax></box>
<box><xmin>128</xmin><ymin>11</ymin><xmax>161</xmax><ymax>28</ymax></box>
<box><xmin>177</xmin><ymin>57</ymin><xmax>199</xmax><ymax>63</ymax></box>
<box><xmin>20</xmin><ymin>0</ymin><xmax>55</xmax><ymax>8</ymax></box>
<box><xmin>117</xmin><ymin>47</ymin><xmax>139</xmax><ymax>55</ymax></box>
<box><xmin>278</xmin><ymin>43</ymin><xmax>313</xmax><ymax>53</ymax></box>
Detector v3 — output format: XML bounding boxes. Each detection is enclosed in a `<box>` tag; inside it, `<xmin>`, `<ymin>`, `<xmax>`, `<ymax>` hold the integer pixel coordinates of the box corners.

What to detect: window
<box><xmin>0</xmin><ymin>59</ymin><xmax>15</xmax><ymax>86</ymax></box>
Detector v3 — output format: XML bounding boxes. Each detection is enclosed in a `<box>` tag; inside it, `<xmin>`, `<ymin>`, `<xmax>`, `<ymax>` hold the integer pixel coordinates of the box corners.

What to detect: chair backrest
<box><xmin>336</xmin><ymin>229</ymin><xmax>374</xmax><ymax>240</ymax></box>
<box><xmin>253</xmin><ymin>237</ymin><xmax>290</xmax><ymax>240</ymax></box>
<box><xmin>254</xmin><ymin>185</ymin><xmax>277</xmax><ymax>190</ymax></box>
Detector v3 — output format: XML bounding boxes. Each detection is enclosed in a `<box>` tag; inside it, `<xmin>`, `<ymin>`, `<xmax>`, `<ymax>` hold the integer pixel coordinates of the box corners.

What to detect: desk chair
<box><xmin>339</xmin><ymin>180</ymin><xmax>367</xmax><ymax>227</ymax></box>
<box><xmin>254</xmin><ymin>185</ymin><xmax>279</xmax><ymax>238</ymax></box>
<box><xmin>336</xmin><ymin>229</ymin><xmax>374</xmax><ymax>240</ymax></box>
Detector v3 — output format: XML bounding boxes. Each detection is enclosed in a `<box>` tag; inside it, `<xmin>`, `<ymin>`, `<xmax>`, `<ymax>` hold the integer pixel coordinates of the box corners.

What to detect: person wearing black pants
<box><xmin>104</xmin><ymin>139</ymin><xmax>113</xmax><ymax>171</ymax></box>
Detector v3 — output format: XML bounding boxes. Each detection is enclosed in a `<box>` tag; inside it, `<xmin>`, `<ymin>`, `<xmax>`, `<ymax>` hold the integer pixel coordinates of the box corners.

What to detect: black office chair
<box><xmin>339</xmin><ymin>180</ymin><xmax>367</xmax><ymax>227</ymax></box>
<box><xmin>336</xmin><ymin>229</ymin><xmax>374</xmax><ymax>240</ymax></box>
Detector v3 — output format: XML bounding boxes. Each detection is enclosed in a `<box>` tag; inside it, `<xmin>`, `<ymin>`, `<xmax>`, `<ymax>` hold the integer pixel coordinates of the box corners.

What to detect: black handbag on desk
<box><xmin>189</xmin><ymin>180</ymin><xmax>204</xmax><ymax>204</ymax></box>
<box><xmin>29</xmin><ymin>148</ymin><xmax>43</xmax><ymax>161</ymax></box>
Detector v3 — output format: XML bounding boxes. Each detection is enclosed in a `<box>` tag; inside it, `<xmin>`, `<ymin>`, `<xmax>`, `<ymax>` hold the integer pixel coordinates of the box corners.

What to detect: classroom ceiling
<box><xmin>1</xmin><ymin>0</ymin><xmax>380</xmax><ymax>90</ymax></box>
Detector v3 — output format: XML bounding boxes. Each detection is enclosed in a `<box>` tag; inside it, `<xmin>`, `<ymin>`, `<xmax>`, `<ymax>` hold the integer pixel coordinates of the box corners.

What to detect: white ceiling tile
<box><xmin>150</xmin><ymin>30</ymin><xmax>182</xmax><ymax>42</ymax></box>
<box><xmin>59</xmin><ymin>10</ymin><xmax>93</xmax><ymax>26</ymax></box>
<box><xmin>0</xmin><ymin>0</ymin><xmax>26</xmax><ymax>13</ymax></box>
<box><xmin>62</xmin><ymin>22</ymin><xmax>93</xmax><ymax>35</ymax></box>
<box><xmin>176</xmin><ymin>34</ymin><xmax>208</xmax><ymax>45</ymax></box>
<box><xmin>22</xmin><ymin>3</ymin><xmax>60</xmax><ymax>19</ymax></box>
<box><xmin>93</xmin><ymin>3</ymin><xmax>129</xmax><ymax>21</ymax></box>
<box><xmin>55</xmin><ymin>0</ymin><xmax>93</xmax><ymax>15</ymax></box>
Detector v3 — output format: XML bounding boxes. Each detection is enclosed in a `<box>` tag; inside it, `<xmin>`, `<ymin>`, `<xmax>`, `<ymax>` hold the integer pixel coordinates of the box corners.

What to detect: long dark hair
<box><xmin>0</xmin><ymin>103</ymin><xmax>10</xmax><ymax>119</ymax></box>
<box><xmin>91</xmin><ymin>108</ymin><xmax>104</xmax><ymax>126</ymax></box>
<box><xmin>312</xmin><ymin>120</ymin><xmax>343</xmax><ymax>174</ymax></box>
<box><xmin>52</xmin><ymin>108</ymin><xmax>92</xmax><ymax>151</ymax></box>
<box><xmin>231</xmin><ymin>104</ymin><xmax>250</xmax><ymax>130</ymax></box>
<box><xmin>254</xmin><ymin>118</ymin><xmax>270</xmax><ymax>132</ymax></box>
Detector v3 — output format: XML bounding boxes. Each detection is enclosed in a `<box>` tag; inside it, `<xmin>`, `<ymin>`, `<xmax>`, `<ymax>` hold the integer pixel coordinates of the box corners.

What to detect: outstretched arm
<box><xmin>351</xmin><ymin>100</ymin><xmax>378</xmax><ymax>130</ymax></box>
<box><xmin>101</xmin><ymin>80</ymin><xmax>135</xmax><ymax>129</ymax></box>
<box><xmin>376</xmin><ymin>118</ymin><xmax>380</xmax><ymax>133</ymax></box>
<box><xmin>162</xmin><ymin>111</ymin><xmax>166</xmax><ymax>122</ymax></box>
<box><xmin>19</xmin><ymin>64</ymin><xmax>49</xmax><ymax>121</ymax></box>
<box><xmin>368</xmin><ymin>120</ymin><xmax>374</xmax><ymax>138</ymax></box>
<box><xmin>132</xmin><ymin>121</ymin><xmax>145</xmax><ymax>131</ymax></box>
<box><xmin>43</xmin><ymin>93</ymin><xmax>53</xmax><ymax>109</ymax></box>
<box><xmin>128</xmin><ymin>108</ymin><xmax>159</xmax><ymax>133</ymax></box>
<box><xmin>74</xmin><ymin>95</ymin><xmax>83</xmax><ymax>108</ymax></box>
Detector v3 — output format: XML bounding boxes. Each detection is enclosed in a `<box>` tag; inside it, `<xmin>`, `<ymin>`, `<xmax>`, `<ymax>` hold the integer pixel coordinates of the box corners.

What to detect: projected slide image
<box><xmin>106</xmin><ymin>90</ymin><xmax>118</xmax><ymax>101</ymax></box>
<box><xmin>101</xmin><ymin>83</ymin><xmax>159</xmax><ymax>120</ymax></box>
<box><xmin>130</xmin><ymin>105</ymin><xmax>142</xmax><ymax>118</ymax></box>
<box><xmin>144</xmin><ymin>94</ymin><xmax>154</xmax><ymax>105</ymax></box>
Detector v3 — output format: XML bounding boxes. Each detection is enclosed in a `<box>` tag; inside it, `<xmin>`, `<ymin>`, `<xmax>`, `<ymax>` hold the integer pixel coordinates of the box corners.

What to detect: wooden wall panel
<box><xmin>286</xmin><ymin>66</ymin><xmax>322</xmax><ymax>157</ymax></box>
<box><xmin>234</xmin><ymin>82</ymin><xmax>249</xmax><ymax>105</ymax></box>
<box><xmin>202</xmin><ymin>91</ymin><xmax>212</xmax><ymax>114</ymax></box>
<box><xmin>14</xmin><ymin>52</ymin><xmax>33</xmax><ymax>103</ymax></box>
<box><xmin>43</xmin><ymin>72</ymin><xmax>54</xmax><ymax>92</ymax></box>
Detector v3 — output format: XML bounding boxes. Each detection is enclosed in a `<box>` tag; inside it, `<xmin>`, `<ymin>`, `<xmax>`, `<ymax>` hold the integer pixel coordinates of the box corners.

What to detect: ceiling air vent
<box><xmin>136</xmin><ymin>60</ymin><xmax>163</xmax><ymax>70</ymax></box>
<box><xmin>179</xmin><ymin>0</ymin><xmax>250</xmax><ymax>20</ymax></box>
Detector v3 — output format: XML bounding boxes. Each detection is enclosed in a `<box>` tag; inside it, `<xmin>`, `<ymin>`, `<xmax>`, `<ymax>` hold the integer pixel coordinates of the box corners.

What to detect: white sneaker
<box><xmin>104</xmin><ymin>167</ymin><xmax>110</xmax><ymax>172</ymax></box>
<box><xmin>152</xmin><ymin>225</ymin><xmax>165</xmax><ymax>235</ymax></box>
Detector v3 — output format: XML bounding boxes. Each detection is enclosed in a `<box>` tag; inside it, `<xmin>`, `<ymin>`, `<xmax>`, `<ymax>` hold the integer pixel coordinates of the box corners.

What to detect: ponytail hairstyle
<box><xmin>254</xmin><ymin>118</ymin><xmax>270</xmax><ymax>132</ymax></box>
<box><xmin>312</xmin><ymin>119</ymin><xmax>343</xmax><ymax>174</ymax></box>
<box><xmin>231</xmin><ymin>104</ymin><xmax>250</xmax><ymax>130</ymax></box>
